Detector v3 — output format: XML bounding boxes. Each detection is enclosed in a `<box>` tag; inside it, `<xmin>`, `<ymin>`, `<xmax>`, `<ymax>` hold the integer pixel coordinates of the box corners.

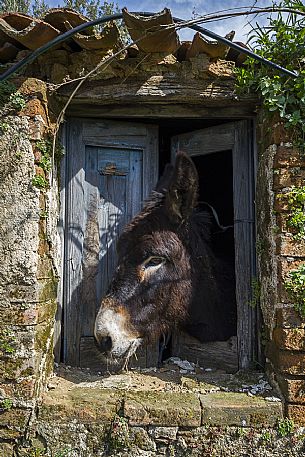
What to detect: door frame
<box><xmin>171</xmin><ymin>120</ymin><xmax>259</xmax><ymax>369</ymax></box>
<box><xmin>57</xmin><ymin>116</ymin><xmax>259</xmax><ymax>370</ymax></box>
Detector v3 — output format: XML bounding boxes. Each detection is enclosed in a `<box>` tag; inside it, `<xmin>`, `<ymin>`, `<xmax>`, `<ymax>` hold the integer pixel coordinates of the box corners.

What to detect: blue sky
<box><xmin>46</xmin><ymin>0</ymin><xmax>271</xmax><ymax>41</ymax></box>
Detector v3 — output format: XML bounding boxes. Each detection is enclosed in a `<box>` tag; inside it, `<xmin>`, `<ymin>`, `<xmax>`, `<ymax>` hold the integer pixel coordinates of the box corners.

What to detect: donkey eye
<box><xmin>143</xmin><ymin>256</ymin><xmax>166</xmax><ymax>269</ymax></box>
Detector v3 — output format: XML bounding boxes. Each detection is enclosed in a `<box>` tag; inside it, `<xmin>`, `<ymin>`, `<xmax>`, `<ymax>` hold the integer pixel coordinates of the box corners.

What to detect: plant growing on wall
<box><xmin>285</xmin><ymin>186</ymin><xmax>305</xmax><ymax>240</ymax></box>
<box><xmin>284</xmin><ymin>263</ymin><xmax>305</xmax><ymax>317</ymax></box>
<box><xmin>235</xmin><ymin>0</ymin><xmax>305</xmax><ymax>148</ymax></box>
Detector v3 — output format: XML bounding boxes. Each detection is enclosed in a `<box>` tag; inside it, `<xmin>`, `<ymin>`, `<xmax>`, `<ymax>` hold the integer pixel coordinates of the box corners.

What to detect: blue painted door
<box><xmin>64</xmin><ymin>119</ymin><xmax>158</xmax><ymax>367</ymax></box>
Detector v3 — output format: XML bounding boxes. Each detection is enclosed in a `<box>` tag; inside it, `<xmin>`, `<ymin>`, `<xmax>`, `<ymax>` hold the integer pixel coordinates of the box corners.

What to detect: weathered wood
<box><xmin>59</xmin><ymin>77</ymin><xmax>256</xmax><ymax>107</ymax></box>
<box><xmin>54</xmin><ymin>124</ymin><xmax>67</xmax><ymax>362</ymax></box>
<box><xmin>63</xmin><ymin>119</ymin><xmax>159</xmax><ymax>367</ymax></box>
<box><xmin>171</xmin><ymin>121</ymin><xmax>257</xmax><ymax>370</ymax></box>
<box><xmin>233</xmin><ymin>120</ymin><xmax>257</xmax><ymax>369</ymax></box>
<box><xmin>172</xmin><ymin>331</ymin><xmax>238</xmax><ymax>372</ymax></box>
<box><xmin>64</xmin><ymin>118</ymin><xmax>86</xmax><ymax>366</ymax></box>
<box><xmin>66</xmin><ymin>103</ymin><xmax>257</xmax><ymax>120</ymax></box>
<box><xmin>171</xmin><ymin>122</ymin><xmax>235</xmax><ymax>156</ymax></box>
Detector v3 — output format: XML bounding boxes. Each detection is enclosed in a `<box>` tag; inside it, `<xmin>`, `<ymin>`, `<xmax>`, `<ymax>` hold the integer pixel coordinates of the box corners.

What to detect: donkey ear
<box><xmin>165</xmin><ymin>152</ymin><xmax>198</xmax><ymax>222</ymax></box>
<box><xmin>155</xmin><ymin>163</ymin><xmax>174</xmax><ymax>193</ymax></box>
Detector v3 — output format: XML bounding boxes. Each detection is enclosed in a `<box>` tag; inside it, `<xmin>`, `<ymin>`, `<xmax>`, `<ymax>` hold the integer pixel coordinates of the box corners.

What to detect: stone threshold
<box><xmin>38</xmin><ymin>367</ymin><xmax>283</xmax><ymax>428</ymax></box>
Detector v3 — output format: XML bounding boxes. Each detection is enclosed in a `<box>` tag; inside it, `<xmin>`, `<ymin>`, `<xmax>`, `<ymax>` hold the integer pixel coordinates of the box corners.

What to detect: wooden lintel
<box><xmin>64</xmin><ymin>102</ymin><xmax>258</xmax><ymax>119</ymax></box>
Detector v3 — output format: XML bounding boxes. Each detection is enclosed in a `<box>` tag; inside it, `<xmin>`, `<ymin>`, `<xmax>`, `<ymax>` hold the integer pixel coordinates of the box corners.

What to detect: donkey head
<box><xmin>94</xmin><ymin>152</ymin><xmax>198</xmax><ymax>359</ymax></box>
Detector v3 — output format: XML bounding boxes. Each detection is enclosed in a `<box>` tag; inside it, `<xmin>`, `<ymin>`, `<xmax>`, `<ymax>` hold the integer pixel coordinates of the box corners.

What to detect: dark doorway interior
<box><xmin>155</xmin><ymin>119</ymin><xmax>237</xmax><ymax>370</ymax></box>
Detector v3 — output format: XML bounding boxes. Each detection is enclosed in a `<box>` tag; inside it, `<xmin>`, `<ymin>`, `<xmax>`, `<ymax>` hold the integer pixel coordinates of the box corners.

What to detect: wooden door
<box><xmin>171</xmin><ymin>121</ymin><xmax>259</xmax><ymax>370</ymax></box>
<box><xmin>63</xmin><ymin>119</ymin><xmax>159</xmax><ymax>367</ymax></box>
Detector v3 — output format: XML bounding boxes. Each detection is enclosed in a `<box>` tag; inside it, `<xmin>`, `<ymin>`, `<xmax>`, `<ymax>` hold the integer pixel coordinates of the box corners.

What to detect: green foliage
<box><xmin>31</xmin><ymin>0</ymin><xmax>49</xmax><ymax>17</ymax></box>
<box><xmin>0</xmin><ymin>121</ymin><xmax>10</xmax><ymax>133</ymax></box>
<box><xmin>0</xmin><ymin>398</ymin><xmax>13</xmax><ymax>411</ymax></box>
<box><xmin>108</xmin><ymin>415</ymin><xmax>130</xmax><ymax>451</ymax></box>
<box><xmin>0</xmin><ymin>0</ymin><xmax>30</xmax><ymax>14</ymax></box>
<box><xmin>63</xmin><ymin>0</ymin><xmax>119</xmax><ymax>20</ymax></box>
<box><xmin>235</xmin><ymin>0</ymin><xmax>305</xmax><ymax>148</ymax></box>
<box><xmin>286</xmin><ymin>186</ymin><xmax>305</xmax><ymax>240</ymax></box>
<box><xmin>0</xmin><ymin>81</ymin><xmax>17</xmax><ymax>107</ymax></box>
<box><xmin>260</xmin><ymin>430</ymin><xmax>272</xmax><ymax>444</ymax></box>
<box><xmin>23</xmin><ymin>449</ymin><xmax>46</xmax><ymax>457</ymax></box>
<box><xmin>277</xmin><ymin>417</ymin><xmax>295</xmax><ymax>437</ymax></box>
<box><xmin>0</xmin><ymin>81</ymin><xmax>26</xmax><ymax>111</ymax></box>
<box><xmin>40</xmin><ymin>210</ymin><xmax>48</xmax><ymax>219</ymax></box>
<box><xmin>284</xmin><ymin>263</ymin><xmax>305</xmax><ymax>318</ymax></box>
<box><xmin>36</xmin><ymin>138</ymin><xmax>52</xmax><ymax>156</ymax></box>
<box><xmin>9</xmin><ymin>92</ymin><xmax>26</xmax><ymax>110</ymax></box>
<box><xmin>32</xmin><ymin>174</ymin><xmax>48</xmax><ymax>189</ymax></box>
<box><xmin>36</xmin><ymin>139</ymin><xmax>52</xmax><ymax>172</ymax></box>
<box><xmin>0</xmin><ymin>328</ymin><xmax>16</xmax><ymax>355</ymax></box>
<box><xmin>35</xmin><ymin>136</ymin><xmax>65</xmax><ymax>173</ymax></box>
<box><xmin>54</xmin><ymin>449</ymin><xmax>72</xmax><ymax>457</ymax></box>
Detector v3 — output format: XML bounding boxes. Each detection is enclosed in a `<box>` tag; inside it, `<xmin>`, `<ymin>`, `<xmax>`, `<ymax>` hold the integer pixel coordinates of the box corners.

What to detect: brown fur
<box><xmin>95</xmin><ymin>152</ymin><xmax>236</xmax><ymax>349</ymax></box>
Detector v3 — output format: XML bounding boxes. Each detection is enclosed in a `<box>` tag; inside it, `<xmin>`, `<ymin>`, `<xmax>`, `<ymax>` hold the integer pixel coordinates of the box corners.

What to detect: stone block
<box><xmin>0</xmin><ymin>377</ymin><xmax>36</xmax><ymax>400</ymax></box>
<box><xmin>276</xmin><ymin>235</ymin><xmax>305</xmax><ymax>257</ymax></box>
<box><xmin>287</xmin><ymin>404</ymin><xmax>305</xmax><ymax>426</ymax></box>
<box><xmin>34</xmin><ymin>165</ymin><xmax>45</xmax><ymax>179</ymax></box>
<box><xmin>5</xmin><ymin>284</ymin><xmax>39</xmax><ymax>304</ymax></box>
<box><xmin>267</xmin><ymin>343</ymin><xmax>305</xmax><ymax>375</ymax></box>
<box><xmin>274</xmin><ymin>193</ymin><xmax>290</xmax><ymax>212</ymax></box>
<box><xmin>20</xmin><ymin>98</ymin><xmax>47</xmax><ymax>123</ymax></box>
<box><xmin>276</xmin><ymin>374</ymin><xmax>305</xmax><ymax>404</ymax></box>
<box><xmin>33</xmin><ymin>147</ymin><xmax>42</xmax><ymax>164</ymax></box>
<box><xmin>278</xmin><ymin>257</ymin><xmax>305</xmax><ymax>281</ymax></box>
<box><xmin>273</xmin><ymin>167</ymin><xmax>305</xmax><ymax>190</ymax></box>
<box><xmin>28</xmin><ymin>116</ymin><xmax>46</xmax><ymax>140</ymax></box>
<box><xmin>274</xmin><ymin>146</ymin><xmax>305</xmax><ymax>168</ymax></box>
<box><xmin>0</xmin><ymin>357</ymin><xmax>35</xmax><ymax>381</ymax></box>
<box><xmin>0</xmin><ymin>304</ymin><xmax>38</xmax><ymax>326</ymax></box>
<box><xmin>0</xmin><ymin>441</ymin><xmax>14</xmax><ymax>456</ymax></box>
<box><xmin>0</xmin><ymin>407</ymin><xmax>31</xmax><ymax>432</ymax></box>
<box><xmin>148</xmin><ymin>426</ymin><xmax>178</xmax><ymax>441</ymax></box>
<box><xmin>269</xmin><ymin>121</ymin><xmax>291</xmax><ymax>145</ymax></box>
<box><xmin>130</xmin><ymin>427</ymin><xmax>156</xmax><ymax>451</ymax></box>
<box><xmin>200</xmin><ymin>392</ymin><xmax>282</xmax><ymax>427</ymax></box>
<box><xmin>275</xmin><ymin>307</ymin><xmax>305</xmax><ymax>329</ymax></box>
<box><xmin>273</xmin><ymin>327</ymin><xmax>305</xmax><ymax>351</ymax></box>
<box><xmin>18</xmin><ymin>78</ymin><xmax>48</xmax><ymax>102</ymax></box>
<box><xmin>125</xmin><ymin>392</ymin><xmax>201</xmax><ymax>427</ymax></box>
<box><xmin>40</xmin><ymin>386</ymin><xmax>122</xmax><ymax>424</ymax></box>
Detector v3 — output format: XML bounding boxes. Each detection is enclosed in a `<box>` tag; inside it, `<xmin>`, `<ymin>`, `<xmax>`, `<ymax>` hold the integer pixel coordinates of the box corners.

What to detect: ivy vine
<box><xmin>0</xmin><ymin>328</ymin><xmax>16</xmax><ymax>356</ymax></box>
<box><xmin>284</xmin><ymin>263</ymin><xmax>305</xmax><ymax>317</ymax></box>
<box><xmin>235</xmin><ymin>0</ymin><xmax>305</xmax><ymax>148</ymax></box>
<box><xmin>285</xmin><ymin>186</ymin><xmax>305</xmax><ymax>240</ymax></box>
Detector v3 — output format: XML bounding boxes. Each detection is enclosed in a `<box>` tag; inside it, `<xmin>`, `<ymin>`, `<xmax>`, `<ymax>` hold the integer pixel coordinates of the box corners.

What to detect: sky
<box><xmin>46</xmin><ymin>0</ymin><xmax>271</xmax><ymax>41</ymax></box>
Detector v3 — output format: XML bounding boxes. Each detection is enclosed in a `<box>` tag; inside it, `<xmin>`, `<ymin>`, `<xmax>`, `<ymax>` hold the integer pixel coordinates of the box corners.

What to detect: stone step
<box><xmin>39</xmin><ymin>371</ymin><xmax>282</xmax><ymax>428</ymax></box>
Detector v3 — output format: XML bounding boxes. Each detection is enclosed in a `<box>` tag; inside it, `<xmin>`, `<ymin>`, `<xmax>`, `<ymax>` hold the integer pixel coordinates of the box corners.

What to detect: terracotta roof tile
<box><xmin>0</xmin><ymin>8</ymin><xmax>246</xmax><ymax>66</ymax></box>
<box><xmin>0</xmin><ymin>12</ymin><xmax>60</xmax><ymax>50</ymax></box>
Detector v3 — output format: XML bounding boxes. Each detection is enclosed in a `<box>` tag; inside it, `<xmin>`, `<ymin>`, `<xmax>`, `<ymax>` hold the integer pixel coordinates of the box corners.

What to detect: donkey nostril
<box><xmin>99</xmin><ymin>336</ymin><xmax>112</xmax><ymax>353</ymax></box>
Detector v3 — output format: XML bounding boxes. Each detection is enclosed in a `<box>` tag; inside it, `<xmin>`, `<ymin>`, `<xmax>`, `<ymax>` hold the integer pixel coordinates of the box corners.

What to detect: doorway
<box><xmin>59</xmin><ymin>117</ymin><xmax>258</xmax><ymax>371</ymax></box>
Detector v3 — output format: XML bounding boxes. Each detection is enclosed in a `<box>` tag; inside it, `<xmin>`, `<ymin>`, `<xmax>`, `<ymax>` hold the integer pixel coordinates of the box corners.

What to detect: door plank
<box><xmin>64</xmin><ymin>120</ymin><xmax>158</xmax><ymax>368</ymax></box>
<box><xmin>233</xmin><ymin>120</ymin><xmax>257</xmax><ymax>369</ymax></box>
<box><xmin>171</xmin><ymin>121</ymin><xmax>257</xmax><ymax>370</ymax></box>
<box><xmin>171</xmin><ymin>123</ymin><xmax>235</xmax><ymax>158</ymax></box>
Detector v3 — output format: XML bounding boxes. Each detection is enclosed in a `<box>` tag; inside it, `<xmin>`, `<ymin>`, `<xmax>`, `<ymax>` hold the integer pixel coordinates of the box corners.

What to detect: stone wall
<box><xmin>0</xmin><ymin>78</ymin><xmax>60</xmax><ymax>453</ymax></box>
<box><xmin>0</xmin><ymin>50</ymin><xmax>304</xmax><ymax>455</ymax></box>
<box><xmin>256</xmin><ymin>114</ymin><xmax>305</xmax><ymax>422</ymax></box>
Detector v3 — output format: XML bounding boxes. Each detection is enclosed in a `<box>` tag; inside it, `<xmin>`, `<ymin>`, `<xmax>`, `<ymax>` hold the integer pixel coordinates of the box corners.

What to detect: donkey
<box><xmin>94</xmin><ymin>152</ymin><xmax>236</xmax><ymax>361</ymax></box>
